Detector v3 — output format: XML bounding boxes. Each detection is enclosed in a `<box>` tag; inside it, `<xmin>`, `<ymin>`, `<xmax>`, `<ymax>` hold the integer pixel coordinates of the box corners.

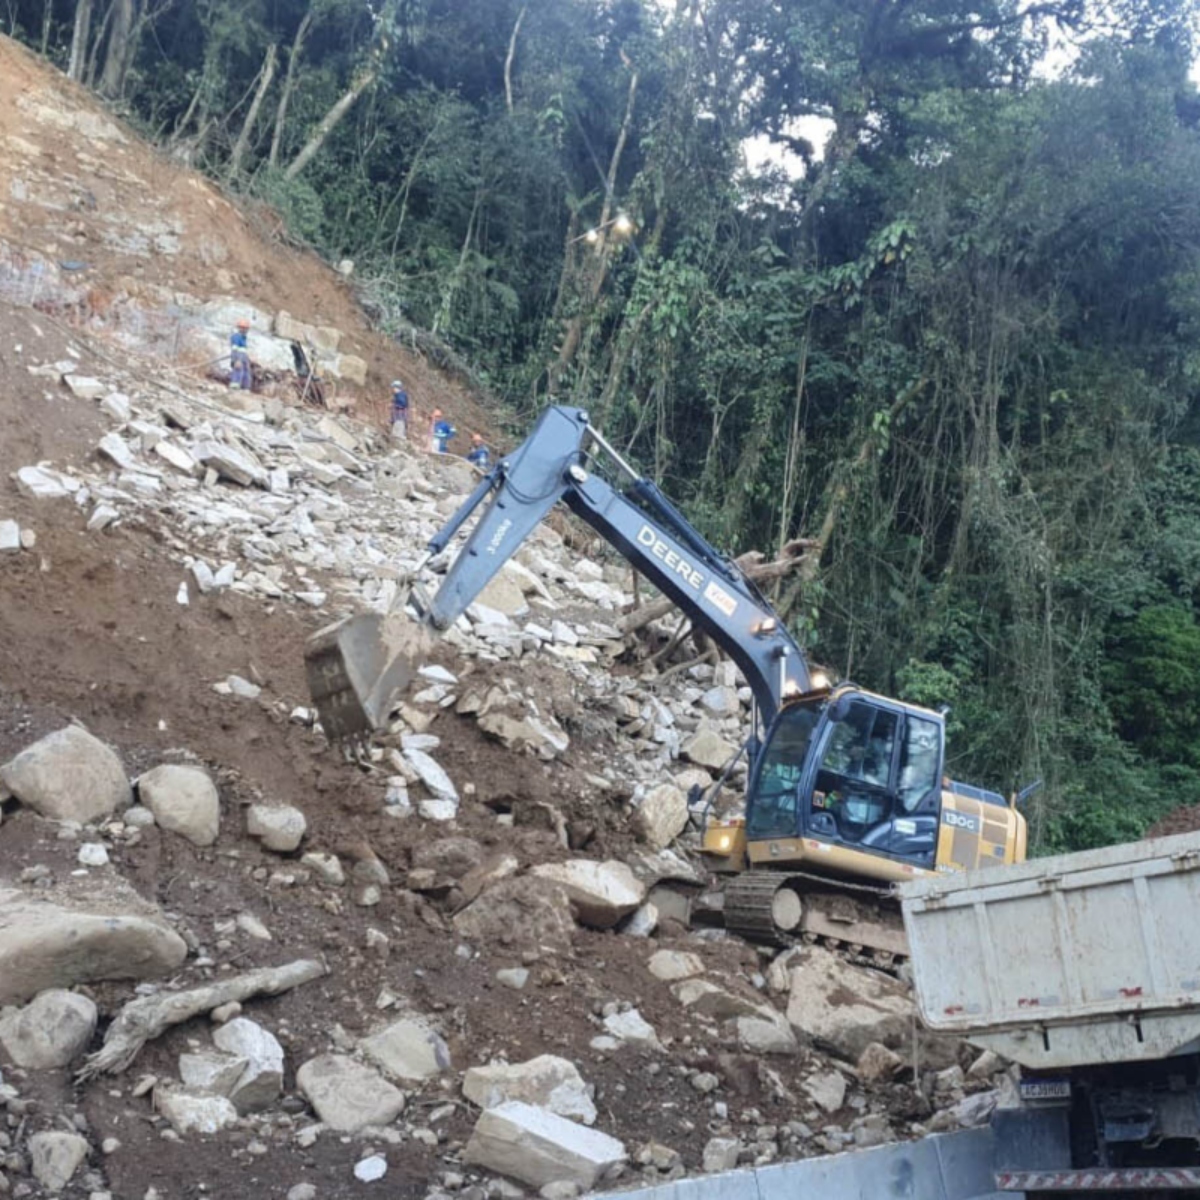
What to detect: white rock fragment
<box><xmin>212</xmin><ymin>1018</ymin><xmax>285</xmax><ymax>1112</ymax></box>
<box><xmin>463</xmin><ymin>1101</ymin><xmax>627</xmax><ymax>1190</ymax></box>
<box><xmin>355</xmin><ymin>1155</ymin><xmax>388</xmax><ymax>1183</ymax></box>
<box><xmin>0</xmin><ymin>520</ymin><xmax>20</xmax><ymax>553</ymax></box>
<box><xmin>78</xmin><ymin>842</ymin><xmax>109</xmax><ymax>867</ymax></box>
<box><xmin>463</xmin><ymin>1055</ymin><xmax>597</xmax><ymax>1126</ymax></box>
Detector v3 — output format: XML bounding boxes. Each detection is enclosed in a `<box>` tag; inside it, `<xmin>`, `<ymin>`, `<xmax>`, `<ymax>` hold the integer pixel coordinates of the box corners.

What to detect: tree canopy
<box><xmin>7</xmin><ymin>0</ymin><xmax>1200</xmax><ymax>851</ymax></box>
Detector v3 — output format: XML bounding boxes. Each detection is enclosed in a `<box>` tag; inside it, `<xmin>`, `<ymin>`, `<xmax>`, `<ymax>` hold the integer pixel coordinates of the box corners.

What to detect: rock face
<box><xmin>0</xmin><ymin>988</ymin><xmax>97</xmax><ymax>1068</ymax></box>
<box><xmin>786</xmin><ymin>946</ymin><xmax>915</xmax><ymax>1060</ymax></box>
<box><xmin>633</xmin><ymin>784</ymin><xmax>689</xmax><ymax>850</ymax></box>
<box><xmin>360</xmin><ymin>1018</ymin><xmax>451</xmax><ymax>1082</ymax></box>
<box><xmin>28</xmin><ymin>1131</ymin><xmax>89</xmax><ymax>1192</ymax></box>
<box><xmin>179</xmin><ymin>1050</ymin><xmax>247</xmax><ymax>1095</ymax></box>
<box><xmin>530</xmin><ymin>860</ymin><xmax>646</xmax><ymax>929</ymax></box>
<box><xmin>1</xmin><ymin>725</ymin><xmax>131</xmax><ymax>823</ymax></box>
<box><xmin>453</xmin><ymin>876</ymin><xmax>576</xmax><ymax>952</ymax></box>
<box><xmin>212</xmin><ymin>1018</ymin><xmax>284</xmax><ymax>1111</ymax></box>
<box><xmin>296</xmin><ymin>1054</ymin><xmax>407</xmax><ymax>1133</ymax></box>
<box><xmin>138</xmin><ymin>764</ymin><xmax>220</xmax><ymax>846</ymax></box>
<box><xmin>463</xmin><ymin>1101</ymin><xmax>627</xmax><ymax>1189</ymax></box>
<box><xmin>463</xmin><ymin>1055</ymin><xmax>597</xmax><ymax>1125</ymax></box>
<box><xmin>0</xmin><ymin>886</ymin><xmax>188</xmax><ymax>1005</ymax></box>
<box><xmin>245</xmin><ymin>804</ymin><xmax>307</xmax><ymax>852</ymax></box>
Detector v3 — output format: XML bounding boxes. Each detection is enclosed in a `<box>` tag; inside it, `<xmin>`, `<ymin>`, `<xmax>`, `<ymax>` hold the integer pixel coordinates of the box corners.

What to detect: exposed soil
<box><xmin>0</xmin><ymin>37</ymin><xmax>951</xmax><ymax>1200</ymax></box>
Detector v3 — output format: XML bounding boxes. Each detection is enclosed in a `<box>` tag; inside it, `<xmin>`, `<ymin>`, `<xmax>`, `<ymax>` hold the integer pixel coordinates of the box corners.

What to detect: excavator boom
<box><xmin>307</xmin><ymin>405</ymin><xmax>810</xmax><ymax>741</ymax></box>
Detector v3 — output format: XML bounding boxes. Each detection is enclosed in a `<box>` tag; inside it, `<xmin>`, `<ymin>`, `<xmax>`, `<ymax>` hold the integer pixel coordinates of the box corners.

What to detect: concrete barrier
<box><xmin>592</xmin><ymin>1128</ymin><xmax>1019</xmax><ymax>1200</ymax></box>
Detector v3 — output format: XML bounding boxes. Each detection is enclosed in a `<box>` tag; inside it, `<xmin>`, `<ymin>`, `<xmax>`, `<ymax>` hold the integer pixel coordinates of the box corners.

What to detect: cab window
<box><xmin>898</xmin><ymin>715</ymin><xmax>941</xmax><ymax>813</ymax></box>
<box><xmin>747</xmin><ymin>702</ymin><xmax>822</xmax><ymax>838</ymax></box>
<box><xmin>813</xmin><ymin>701</ymin><xmax>898</xmax><ymax>840</ymax></box>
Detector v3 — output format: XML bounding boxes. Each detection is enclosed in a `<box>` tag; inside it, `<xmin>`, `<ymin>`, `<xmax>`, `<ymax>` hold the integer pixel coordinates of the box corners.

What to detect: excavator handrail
<box><xmin>413</xmin><ymin>405</ymin><xmax>812</xmax><ymax>719</ymax></box>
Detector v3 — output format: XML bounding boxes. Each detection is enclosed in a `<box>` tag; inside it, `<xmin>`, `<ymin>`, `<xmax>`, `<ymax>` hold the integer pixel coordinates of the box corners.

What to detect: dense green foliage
<box><xmin>7</xmin><ymin>0</ymin><xmax>1200</xmax><ymax>851</ymax></box>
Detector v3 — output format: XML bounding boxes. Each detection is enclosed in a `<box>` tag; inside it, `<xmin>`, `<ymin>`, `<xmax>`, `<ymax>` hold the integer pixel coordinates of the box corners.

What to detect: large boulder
<box><xmin>785</xmin><ymin>946</ymin><xmax>916</xmax><ymax>1060</ymax></box>
<box><xmin>633</xmin><ymin>784</ymin><xmax>689</xmax><ymax>850</ymax></box>
<box><xmin>0</xmin><ymin>884</ymin><xmax>187</xmax><ymax>1005</ymax></box>
<box><xmin>453</xmin><ymin>876</ymin><xmax>575</xmax><ymax>952</ymax></box>
<box><xmin>463</xmin><ymin>1101</ymin><xmax>627</xmax><ymax>1189</ymax></box>
<box><xmin>360</xmin><ymin>1018</ymin><xmax>451</xmax><ymax>1082</ymax></box>
<box><xmin>1</xmin><ymin>725</ymin><xmax>130</xmax><ymax>823</ymax></box>
<box><xmin>297</xmin><ymin>1054</ymin><xmax>407</xmax><ymax>1133</ymax></box>
<box><xmin>0</xmin><ymin>988</ymin><xmax>97</xmax><ymax>1068</ymax></box>
<box><xmin>680</xmin><ymin>727</ymin><xmax>736</xmax><ymax>771</ymax></box>
<box><xmin>138</xmin><ymin>764</ymin><xmax>220</xmax><ymax>846</ymax></box>
<box><xmin>463</xmin><ymin>1055</ymin><xmax>596</xmax><ymax>1125</ymax></box>
<box><xmin>530</xmin><ymin>860</ymin><xmax>646</xmax><ymax>929</ymax></box>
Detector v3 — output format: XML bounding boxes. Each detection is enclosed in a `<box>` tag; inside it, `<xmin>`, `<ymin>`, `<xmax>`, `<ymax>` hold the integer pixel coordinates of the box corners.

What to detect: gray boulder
<box><xmin>138</xmin><ymin>764</ymin><xmax>220</xmax><ymax>846</ymax></box>
<box><xmin>0</xmin><ymin>885</ymin><xmax>187</xmax><ymax>1005</ymax></box>
<box><xmin>786</xmin><ymin>946</ymin><xmax>915</xmax><ymax>1060</ymax></box>
<box><xmin>530</xmin><ymin>860</ymin><xmax>645</xmax><ymax>929</ymax></box>
<box><xmin>297</xmin><ymin>1054</ymin><xmax>406</xmax><ymax>1133</ymax></box>
<box><xmin>28</xmin><ymin>1131</ymin><xmax>89</xmax><ymax>1192</ymax></box>
<box><xmin>246</xmin><ymin>804</ymin><xmax>306</xmax><ymax>852</ymax></box>
<box><xmin>359</xmin><ymin>1018</ymin><xmax>451</xmax><ymax>1082</ymax></box>
<box><xmin>0</xmin><ymin>988</ymin><xmax>97</xmax><ymax>1068</ymax></box>
<box><xmin>1</xmin><ymin>726</ymin><xmax>130</xmax><ymax>823</ymax></box>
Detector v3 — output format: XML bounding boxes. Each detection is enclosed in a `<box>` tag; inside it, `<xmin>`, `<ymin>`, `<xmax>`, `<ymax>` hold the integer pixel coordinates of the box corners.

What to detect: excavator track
<box><xmin>722</xmin><ymin>870</ymin><xmax>909</xmax><ymax>967</ymax></box>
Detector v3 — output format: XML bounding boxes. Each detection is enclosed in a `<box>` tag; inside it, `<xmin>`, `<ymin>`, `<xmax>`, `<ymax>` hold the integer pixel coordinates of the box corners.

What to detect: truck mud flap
<box><xmin>997</xmin><ymin>1167</ymin><xmax>1200</xmax><ymax>1190</ymax></box>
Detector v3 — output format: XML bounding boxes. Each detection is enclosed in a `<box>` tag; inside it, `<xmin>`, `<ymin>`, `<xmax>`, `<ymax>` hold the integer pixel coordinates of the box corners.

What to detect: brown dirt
<box><xmin>0</xmin><ymin>33</ymin><xmax>499</xmax><ymax>447</ymax></box>
<box><xmin>1146</xmin><ymin>805</ymin><xmax>1200</xmax><ymax>839</ymax></box>
<box><xmin>0</xmin><ymin>42</ymin><xmax>944</xmax><ymax>1198</ymax></box>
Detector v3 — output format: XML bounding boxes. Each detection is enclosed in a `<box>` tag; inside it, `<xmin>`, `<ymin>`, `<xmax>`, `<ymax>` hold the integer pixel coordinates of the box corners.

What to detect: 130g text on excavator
<box><xmin>305</xmin><ymin>405</ymin><xmax>1028</xmax><ymax>955</ymax></box>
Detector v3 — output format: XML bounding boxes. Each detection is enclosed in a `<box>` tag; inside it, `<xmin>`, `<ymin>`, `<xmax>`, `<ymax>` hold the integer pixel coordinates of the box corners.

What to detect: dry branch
<box><xmin>617</xmin><ymin>542</ymin><xmax>817</xmax><ymax>636</ymax></box>
<box><xmin>77</xmin><ymin>959</ymin><xmax>326</xmax><ymax>1081</ymax></box>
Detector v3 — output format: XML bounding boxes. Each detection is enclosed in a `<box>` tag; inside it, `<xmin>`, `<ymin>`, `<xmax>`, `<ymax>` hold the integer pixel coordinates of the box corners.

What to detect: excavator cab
<box><xmin>703</xmin><ymin>685</ymin><xmax>1027</xmax><ymax>948</ymax></box>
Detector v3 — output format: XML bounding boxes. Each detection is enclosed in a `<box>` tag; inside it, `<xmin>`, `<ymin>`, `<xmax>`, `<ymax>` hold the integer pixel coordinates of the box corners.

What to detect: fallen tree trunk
<box><xmin>78</xmin><ymin>958</ymin><xmax>326</xmax><ymax>1080</ymax></box>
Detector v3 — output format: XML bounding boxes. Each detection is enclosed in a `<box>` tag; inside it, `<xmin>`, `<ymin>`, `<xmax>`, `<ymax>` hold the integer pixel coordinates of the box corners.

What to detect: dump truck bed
<box><xmin>898</xmin><ymin>830</ymin><xmax>1200</xmax><ymax>1070</ymax></box>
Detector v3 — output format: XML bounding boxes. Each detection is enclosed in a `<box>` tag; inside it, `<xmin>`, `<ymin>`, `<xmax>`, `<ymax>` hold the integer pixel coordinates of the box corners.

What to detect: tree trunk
<box><xmin>269</xmin><ymin>9</ymin><xmax>313</xmax><ymax>169</ymax></box>
<box><xmin>84</xmin><ymin>0</ymin><xmax>115</xmax><ymax>86</ymax></box>
<box><xmin>228</xmin><ymin>42</ymin><xmax>277</xmax><ymax>177</ymax></box>
<box><xmin>545</xmin><ymin>69</ymin><xmax>638</xmax><ymax>396</ymax></box>
<box><xmin>284</xmin><ymin>69</ymin><xmax>376</xmax><ymax>181</ymax></box>
<box><xmin>39</xmin><ymin>0</ymin><xmax>53</xmax><ymax>56</ymax></box>
<box><xmin>504</xmin><ymin>5</ymin><xmax>527</xmax><ymax>114</ymax></box>
<box><xmin>98</xmin><ymin>0</ymin><xmax>139</xmax><ymax>98</ymax></box>
<box><xmin>68</xmin><ymin>0</ymin><xmax>94</xmax><ymax>81</ymax></box>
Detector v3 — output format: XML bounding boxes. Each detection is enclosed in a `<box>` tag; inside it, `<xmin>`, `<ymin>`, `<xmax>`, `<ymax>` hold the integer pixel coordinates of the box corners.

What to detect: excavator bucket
<box><xmin>304</xmin><ymin>611</ymin><xmax>433</xmax><ymax>743</ymax></box>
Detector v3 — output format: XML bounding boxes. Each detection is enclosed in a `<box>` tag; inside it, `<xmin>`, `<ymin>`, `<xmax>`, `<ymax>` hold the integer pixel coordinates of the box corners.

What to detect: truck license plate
<box><xmin>1020</xmin><ymin>1079</ymin><xmax>1071</xmax><ymax>1100</ymax></box>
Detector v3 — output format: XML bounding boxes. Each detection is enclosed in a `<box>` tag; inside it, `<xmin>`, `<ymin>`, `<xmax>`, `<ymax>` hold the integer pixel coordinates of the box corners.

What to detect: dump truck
<box><xmin>307</xmin><ymin>404</ymin><xmax>1027</xmax><ymax>951</ymax></box>
<box><xmin>899</xmin><ymin>830</ymin><xmax>1200</xmax><ymax>1194</ymax></box>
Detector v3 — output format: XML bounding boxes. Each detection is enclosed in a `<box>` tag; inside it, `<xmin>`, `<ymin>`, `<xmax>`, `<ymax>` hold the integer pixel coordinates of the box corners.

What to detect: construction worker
<box><xmin>229</xmin><ymin>318</ymin><xmax>252</xmax><ymax>391</ymax></box>
<box><xmin>429</xmin><ymin>409</ymin><xmax>456</xmax><ymax>454</ymax></box>
<box><xmin>466</xmin><ymin>433</ymin><xmax>491</xmax><ymax>470</ymax></box>
<box><xmin>390</xmin><ymin>380</ymin><xmax>409</xmax><ymax>441</ymax></box>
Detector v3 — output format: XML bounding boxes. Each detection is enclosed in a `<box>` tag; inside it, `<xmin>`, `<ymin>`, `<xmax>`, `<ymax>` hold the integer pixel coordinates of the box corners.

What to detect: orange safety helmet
<box><xmin>432</xmin><ymin>409</ymin><xmax>443</xmax><ymax>418</ymax></box>
<box><xmin>471</xmin><ymin>433</ymin><xmax>483</xmax><ymax>444</ymax></box>
<box><xmin>236</xmin><ymin>318</ymin><xmax>251</xmax><ymax>329</ymax></box>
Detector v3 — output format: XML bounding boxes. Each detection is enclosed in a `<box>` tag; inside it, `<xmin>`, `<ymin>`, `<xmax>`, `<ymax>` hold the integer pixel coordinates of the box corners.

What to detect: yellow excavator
<box><xmin>305</xmin><ymin>405</ymin><xmax>1028</xmax><ymax>953</ymax></box>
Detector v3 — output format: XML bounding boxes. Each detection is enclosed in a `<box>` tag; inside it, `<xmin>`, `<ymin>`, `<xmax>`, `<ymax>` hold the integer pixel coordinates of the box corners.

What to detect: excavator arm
<box><xmin>306</xmin><ymin>404</ymin><xmax>813</xmax><ymax>744</ymax></box>
<box><xmin>416</xmin><ymin>405</ymin><xmax>811</xmax><ymax>717</ymax></box>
